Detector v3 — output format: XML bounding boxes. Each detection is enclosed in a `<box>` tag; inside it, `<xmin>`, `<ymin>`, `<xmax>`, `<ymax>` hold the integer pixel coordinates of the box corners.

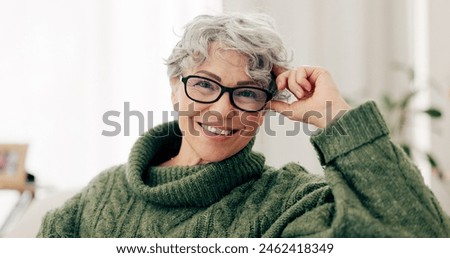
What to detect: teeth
<box><xmin>202</xmin><ymin>124</ymin><xmax>232</xmax><ymax>136</ymax></box>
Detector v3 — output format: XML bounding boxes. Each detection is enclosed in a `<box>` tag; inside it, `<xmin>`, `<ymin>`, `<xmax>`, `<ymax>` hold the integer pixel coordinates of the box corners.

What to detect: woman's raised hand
<box><xmin>267</xmin><ymin>66</ymin><xmax>351</xmax><ymax>128</ymax></box>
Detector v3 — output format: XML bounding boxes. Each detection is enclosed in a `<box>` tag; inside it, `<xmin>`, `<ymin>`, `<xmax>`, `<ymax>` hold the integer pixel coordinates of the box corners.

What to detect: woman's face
<box><xmin>171</xmin><ymin>43</ymin><xmax>265</xmax><ymax>164</ymax></box>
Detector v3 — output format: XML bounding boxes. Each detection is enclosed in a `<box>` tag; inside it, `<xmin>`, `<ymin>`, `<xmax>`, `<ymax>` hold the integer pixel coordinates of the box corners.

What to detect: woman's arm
<box><xmin>36</xmin><ymin>192</ymin><xmax>82</xmax><ymax>237</ymax></box>
<box><xmin>269</xmin><ymin>66</ymin><xmax>450</xmax><ymax>237</ymax></box>
<box><xmin>311</xmin><ymin>101</ymin><xmax>450</xmax><ymax>237</ymax></box>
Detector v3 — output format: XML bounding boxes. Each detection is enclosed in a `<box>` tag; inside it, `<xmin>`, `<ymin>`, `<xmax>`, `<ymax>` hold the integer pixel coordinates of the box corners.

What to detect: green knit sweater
<box><xmin>37</xmin><ymin>102</ymin><xmax>450</xmax><ymax>237</ymax></box>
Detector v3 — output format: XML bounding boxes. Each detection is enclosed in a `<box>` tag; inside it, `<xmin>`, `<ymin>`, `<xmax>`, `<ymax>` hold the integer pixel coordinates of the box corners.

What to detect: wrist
<box><xmin>314</xmin><ymin>102</ymin><xmax>351</xmax><ymax>129</ymax></box>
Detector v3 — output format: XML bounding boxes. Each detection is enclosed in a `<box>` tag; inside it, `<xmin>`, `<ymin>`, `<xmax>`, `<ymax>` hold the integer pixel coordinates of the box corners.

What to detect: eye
<box><xmin>234</xmin><ymin>88</ymin><xmax>267</xmax><ymax>101</ymax></box>
<box><xmin>193</xmin><ymin>79</ymin><xmax>214</xmax><ymax>89</ymax></box>
<box><xmin>236</xmin><ymin>89</ymin><xmax>258</xmax><ymax>99</ymax></box>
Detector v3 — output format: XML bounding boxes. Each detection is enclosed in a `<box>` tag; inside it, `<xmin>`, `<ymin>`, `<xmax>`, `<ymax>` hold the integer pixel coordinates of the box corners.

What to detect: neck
<box><xmin>160</xmin><ymin>138</ymin><xmax>205</xmax><ymax>167</ymax></box>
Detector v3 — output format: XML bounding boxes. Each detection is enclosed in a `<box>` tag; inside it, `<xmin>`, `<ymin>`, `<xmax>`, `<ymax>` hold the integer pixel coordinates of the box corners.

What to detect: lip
<box><xmin>196</xmin><ymin>122</ymin><xmax>240</xmax><ymax>140</ymax></box>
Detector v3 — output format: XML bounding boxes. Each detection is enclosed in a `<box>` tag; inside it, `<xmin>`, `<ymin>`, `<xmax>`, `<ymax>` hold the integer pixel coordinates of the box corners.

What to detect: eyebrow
<box><xmin>195</xmin><ymin>70</ymin><xmax>257</xmax><ymax>86</ymax></box>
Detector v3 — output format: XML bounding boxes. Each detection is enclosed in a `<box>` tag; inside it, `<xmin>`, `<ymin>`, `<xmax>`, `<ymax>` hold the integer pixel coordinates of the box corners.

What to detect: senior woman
<box><xmin>37</xmin><ymin>13</ymin><xmax>450</xmax><ymax>237</ymax></box>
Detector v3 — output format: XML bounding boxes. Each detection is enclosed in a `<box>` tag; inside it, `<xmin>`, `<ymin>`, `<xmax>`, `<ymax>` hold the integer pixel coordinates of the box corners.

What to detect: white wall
<box><xmin>428</xmin><ymin>0</ymin><xmax>450</xmax><ymax>212</ymax></box>
<box><xmin>0</xmin><ymin>0</ymin><xmax>222</xmax><ymax>190</ymax></box>
<box><xmin>429</xmin><ymin>0</ymin><xmax>450</xmax><ymax>174</ymax></box>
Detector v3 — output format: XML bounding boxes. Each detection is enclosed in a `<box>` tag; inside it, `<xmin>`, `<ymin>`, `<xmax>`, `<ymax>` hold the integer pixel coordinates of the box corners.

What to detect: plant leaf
<box><xmin>400</xmin><ymin>91</ymin><xmax>417</xmax><ymax>109</ymax></box>
<box><xmin>426</xmin><ymin>153</ymin><xmax>438</xmax><ymax>168</ymax></box>
<box><xmin>423</xmin><ymin>108</ymin><xmax>442</xmax><ymax>118</ymax></box>
<box><xmin>391</xmin><ymin>62</ymin><xmax>415</xmax><ymax>81</ymax></box>
<box><xmin>382</xmin><ymin>94</ymin><xmax>396</xmax><ymax>110</ymax></box>
<box><xmin>401</xmin><ymin>144</ymin><xmax>411</xmax><ymax>157</ymax></box>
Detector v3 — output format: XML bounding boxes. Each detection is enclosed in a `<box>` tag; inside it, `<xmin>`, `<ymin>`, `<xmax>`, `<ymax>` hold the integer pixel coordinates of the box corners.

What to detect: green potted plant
<box><xmin>379</xmin><ymin>63</ymin><xmax>444</xmax><ymax>179</ymax></box>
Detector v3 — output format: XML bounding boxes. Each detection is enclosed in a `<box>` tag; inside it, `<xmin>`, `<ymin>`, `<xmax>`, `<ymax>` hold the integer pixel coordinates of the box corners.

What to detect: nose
<box><xmin>209</xmin><ymin>92</ymin><xmax>237</xmax><ymax>119</ymax></box>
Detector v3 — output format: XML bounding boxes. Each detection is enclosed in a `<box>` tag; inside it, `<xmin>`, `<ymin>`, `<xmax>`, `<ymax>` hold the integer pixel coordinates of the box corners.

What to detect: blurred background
<box><xmin>1</xmin><ymin>0</ymin><xmax>449</xmax><ymax>236</ymax></box>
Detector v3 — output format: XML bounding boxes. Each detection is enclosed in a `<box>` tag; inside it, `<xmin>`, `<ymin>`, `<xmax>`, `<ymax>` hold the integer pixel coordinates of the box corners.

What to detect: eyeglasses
<box><xmin>180</xmin><ymin>75</ymin><xmax>273</xmax><ymax>112</ymax></box>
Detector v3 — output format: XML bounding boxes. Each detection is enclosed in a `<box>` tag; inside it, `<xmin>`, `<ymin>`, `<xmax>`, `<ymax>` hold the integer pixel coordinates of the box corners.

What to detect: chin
<box><xmin>194</xmin><ymin>137</ymin><xmax>253</xmax><ymax>165</ymax></box>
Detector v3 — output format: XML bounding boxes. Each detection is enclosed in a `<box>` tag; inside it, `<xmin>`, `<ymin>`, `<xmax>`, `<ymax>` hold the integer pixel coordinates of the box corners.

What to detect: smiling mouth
<box><xmin>198</xmin><ymin>122</ymin><xmax>239</xmax><ymax>136</ymax></box>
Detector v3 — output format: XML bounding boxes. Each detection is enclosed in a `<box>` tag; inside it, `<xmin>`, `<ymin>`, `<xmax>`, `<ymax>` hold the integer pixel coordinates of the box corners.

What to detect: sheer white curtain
<box><xmin>0</xmin><ymin>0</ymin><xmax>222</xmax><ymax>190</ymax></box>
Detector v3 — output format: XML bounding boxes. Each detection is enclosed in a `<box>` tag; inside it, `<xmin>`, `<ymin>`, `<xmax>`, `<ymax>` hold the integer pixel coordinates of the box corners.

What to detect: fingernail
<box><xmin>305</xmin><ymin>83</ymin><xmax>312</xmax><ymax>92</ymax></box>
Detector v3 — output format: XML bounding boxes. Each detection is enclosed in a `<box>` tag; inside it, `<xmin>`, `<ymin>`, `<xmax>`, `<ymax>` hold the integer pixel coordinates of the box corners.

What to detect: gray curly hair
<box><xmin>165</xmin><ymin>13</ymin><xmax>291</xmax><ymax>96</ymax></box>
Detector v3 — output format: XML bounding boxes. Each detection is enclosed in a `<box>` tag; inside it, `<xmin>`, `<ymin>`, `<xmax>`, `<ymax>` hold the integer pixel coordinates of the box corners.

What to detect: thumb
<box><xmin>266</xmin><ymin>100</ymin><xmax>294</xmax><ymax>118</ymax></box>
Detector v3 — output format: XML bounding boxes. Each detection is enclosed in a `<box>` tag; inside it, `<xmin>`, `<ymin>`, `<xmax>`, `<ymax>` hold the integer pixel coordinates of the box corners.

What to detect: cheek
<box><xmin>177</xmin><ymin>92</ymin><xmax>204</xmax><ymax>116</ymax></box>
<box><xmin>239</xmin><ymin>113</ymin><xmax>263</xmax><ymax>136</ymax></box>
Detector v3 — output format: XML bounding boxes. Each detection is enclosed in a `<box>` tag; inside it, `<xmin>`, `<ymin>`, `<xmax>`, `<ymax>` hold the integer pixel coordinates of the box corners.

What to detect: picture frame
<box><xmin>0</xmin><ymin>144</ymin><xmax>28</xmax><ymax>191</ymax></box>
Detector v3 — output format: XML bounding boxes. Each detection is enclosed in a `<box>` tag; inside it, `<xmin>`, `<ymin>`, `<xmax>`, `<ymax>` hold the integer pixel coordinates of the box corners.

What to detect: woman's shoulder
<box><xmin>238</xmin><ymin>163</ymin><xmax>329</xmax><ymax>215</ymax></box>
<box><xmin>261</xmin><ymin>162</ymin><xmax>324</xmax><ymax>181</ymax></box>
<box><xmin>87</xmin><ymin>164</ymin><xmax>127</xmax><ymax>186</ymax></box>
<box><xmin>79</xmin><ymin>164</ymin><xmax>129</xmax><ymax>201</ymax></box>
<box><xmin>256</xmin><ymin>162</ymin><xmax>327</xmax><ymax>194</ymax></box>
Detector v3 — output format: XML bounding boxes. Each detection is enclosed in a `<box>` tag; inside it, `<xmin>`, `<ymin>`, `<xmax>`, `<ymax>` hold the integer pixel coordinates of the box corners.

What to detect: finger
<box><xmin>295</xmin><ymin>67</ymin><xmax>313</xmax><ymax>92</ymax></box>
<box><xmin>295</xmin><ymin>68</ymin><xmax>314</xmax><ymax>100</ymax></box>
<box><xmin>272</xmin><ymin>65</ymin><xmax>288</xmax><ymax>76</ymax></box>
<box><xmin>287</xmin><ymin>70</ymin><xmax>305</xmax><ymax>100</ymax></box>
<box><xmin>266</xmin><ymin>100</ymin><xmax>293</xmax><ymax>118</ymax></box>
<box><xmin>274</xmin><ymin>70</ymin><xmax>289</xmax><ymax>91</ymax></box>
<box><xmin>302</xmin><ymin>65</ymin><xmax>327</xmax><ymax>84</ymax></box>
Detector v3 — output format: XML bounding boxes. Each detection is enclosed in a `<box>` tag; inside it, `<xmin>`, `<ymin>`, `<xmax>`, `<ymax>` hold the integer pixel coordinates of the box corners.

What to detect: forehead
<box><xmin>190</xmin><ymin>42</ymin><xmax>251</xmax><ymax>82</ymax></box>
<box><xmin>210</xmin><ymin>46</ymin><xmax>248</xmax><ymax>67</ymax></box>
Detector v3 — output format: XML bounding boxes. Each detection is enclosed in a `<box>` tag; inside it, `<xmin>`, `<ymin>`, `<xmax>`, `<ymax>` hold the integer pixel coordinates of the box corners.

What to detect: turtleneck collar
<box><xmin>126</xmin><ymin>121</ymin><xmax>265</xmax><ymax>207</ymax></box>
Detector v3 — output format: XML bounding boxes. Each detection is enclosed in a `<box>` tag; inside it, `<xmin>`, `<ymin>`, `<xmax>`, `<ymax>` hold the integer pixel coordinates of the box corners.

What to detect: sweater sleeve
<box><xmin>303</xmin><ymin>101</ymin><xmax>450</xmax><ymax>237</ymax></box>
<box><xmin>36</xmin><ymin>192</ymin><xmax>83</xmax><ymax>238</ymax></box>
<box><xmin>36</xmin><ymin>164</ymin><xmax>125</xmax><ymax>238</ymax></box>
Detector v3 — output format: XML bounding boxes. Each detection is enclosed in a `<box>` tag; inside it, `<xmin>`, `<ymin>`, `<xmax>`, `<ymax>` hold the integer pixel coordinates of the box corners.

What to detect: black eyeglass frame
<box><xmin>180</xmin><ymin>75</ymin><xmax>273</xmax><ymax>112</ymax></box>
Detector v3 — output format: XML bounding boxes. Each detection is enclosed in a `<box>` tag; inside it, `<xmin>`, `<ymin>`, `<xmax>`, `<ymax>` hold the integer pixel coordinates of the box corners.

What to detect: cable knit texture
<box><xmin>37</xmin><ymin>101</ymin><xmax>450</xmax><ymax>237</ymax></box>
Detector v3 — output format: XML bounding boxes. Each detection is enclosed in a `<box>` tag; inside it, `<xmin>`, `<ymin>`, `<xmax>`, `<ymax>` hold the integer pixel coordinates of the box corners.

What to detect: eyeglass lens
<box><xmin>184</xmin><ymin>76</ymin><xmax>268</xmax><ymax>111</ymax></box>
